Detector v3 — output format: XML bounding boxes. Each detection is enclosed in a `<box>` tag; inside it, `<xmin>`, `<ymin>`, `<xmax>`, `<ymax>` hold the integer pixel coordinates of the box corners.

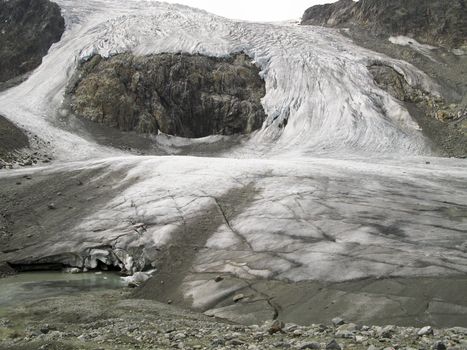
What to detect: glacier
<box><xmin>0</xmin><ymin>0</ymin><xmax>466</xmax><ymax>322</ymax></box>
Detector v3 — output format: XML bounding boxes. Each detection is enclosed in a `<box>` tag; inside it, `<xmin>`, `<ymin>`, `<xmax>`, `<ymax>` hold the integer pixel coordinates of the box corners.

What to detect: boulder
<box><xmin>331</xmin><ymin>317</ymin><xmax>345</xmax><ymax>326</ymax></box>
<box><xmin>326</xmin><ymin>339</ymin><xmax>342</xmax><ymax>350</ymax></box>
<box><xmin>417</xmin><ymin>326</ymin><xmax>434</xmax><ymax>336</ymax></box>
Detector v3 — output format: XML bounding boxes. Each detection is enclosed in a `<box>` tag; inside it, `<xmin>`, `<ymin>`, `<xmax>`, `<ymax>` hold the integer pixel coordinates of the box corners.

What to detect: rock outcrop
<box><xmin>369</xmin><ymin>63</ymin><xmax>467</xmax><ymax>157</ymax></box>
<box><xmin>0</xmin><ymin>115</ymin><xmax>52</xmax><ymax>168</ymax></box>
<box><xmin>301</xmin><ymin>0</ymin><xmax>467</xmax><ymax>49</ymax></box>
<box><xmin>0</xmin><ymin>0</ymin><xmax>65</xmax><ymax>83</ymax></box>
<box><xmin>0</xmin><ymin>116</ymin><xmax>29</xmax><ymax>163</ymax></box>
<box><xmin>66</xmin><ymin>53</ymin><xmax>267</xmax><ymax>138</ymax></box>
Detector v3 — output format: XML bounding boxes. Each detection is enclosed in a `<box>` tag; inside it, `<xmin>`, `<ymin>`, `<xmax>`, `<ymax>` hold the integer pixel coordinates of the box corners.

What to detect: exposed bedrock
<box><xmin>301</xmin><ymin>0</ymin><xmax>467</xmax><ymax>50</ymax></box>
<box><xmin>66</xmin><ymin>53</ymin><xmax>267</xmax><ymax>138</ymax></box>
<box><xmin>369</xmin><ymin>63</ymin><xmax>467</xmax><ymax>157</ymax></box>
<box><xmin>0</xmin><ymin>0</ymin><xmax>65</xmax><ymax>83</ymax></box>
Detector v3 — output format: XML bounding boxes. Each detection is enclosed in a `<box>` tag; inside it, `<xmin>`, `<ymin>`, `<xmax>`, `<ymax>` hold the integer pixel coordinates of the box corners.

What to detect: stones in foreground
<box><xmin>2</xmin><ymin>306</ymin><xmax>465</xmax><ymax>350</ymax></box>
<box><xmin>263</xmin><ymin>318</ymin><xmax>458</xmax><ymax>350</ymax></box>
<box><xmin>300</xmin><ymin>341</ymin><xmax>321</xmax><ymax>349</ymax></box>
<box><xmin>0</xmin><ymin>115</ymin><xmax>54</xmax><ymax>168</ymax></box>
<box><xmin>268</xmin><ymin>320</ymin><xmax>285</xmax><ymax>335</ymax></box>
<box><xmin>326</xmin><ymin>339</ymin><xmax>342</xmax><ymax>349</ymax></box>
<box><xmin>418</xmin><ymin>325</ymin><xmax>434</xmax><ymax>336</ymax></box>
<box><xmin>331</xmin><ymin>317</ymin><xmax>345</xmax><ymax>326</ymax></box>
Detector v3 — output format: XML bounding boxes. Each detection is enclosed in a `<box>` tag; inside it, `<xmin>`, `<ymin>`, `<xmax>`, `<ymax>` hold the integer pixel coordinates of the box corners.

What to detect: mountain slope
<box><xmin>301</xmin><ymin>0</ymin><xmax>467</xmax><ymax>157</ymax></box>
<box><xmin>301</xmin><ymin>0</ymin><xmax>467</xmax><ymax>49</ymax></box>
<box><xmin>0</xmin><ymin>0</ymin><xmax>65</xmax><ymax>83</ymax></box>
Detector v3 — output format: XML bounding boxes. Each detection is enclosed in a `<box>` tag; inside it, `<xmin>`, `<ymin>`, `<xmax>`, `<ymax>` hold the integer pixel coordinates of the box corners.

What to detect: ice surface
<box><xmin>0</xmin><ymin>0</ymin><xmax>441</xmax><ymax>159</ymax></box>
<box><xmin>0</xmin><ymin>0</ymin><xmax>465</xmax><ymax>309</ymax></box>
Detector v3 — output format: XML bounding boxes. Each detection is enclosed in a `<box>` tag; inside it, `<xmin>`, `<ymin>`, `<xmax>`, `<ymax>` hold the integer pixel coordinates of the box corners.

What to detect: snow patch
<box><xmin>389</xmin><ymin>35</ymin><xmax>438</xmax><ymax>61</ymax></box>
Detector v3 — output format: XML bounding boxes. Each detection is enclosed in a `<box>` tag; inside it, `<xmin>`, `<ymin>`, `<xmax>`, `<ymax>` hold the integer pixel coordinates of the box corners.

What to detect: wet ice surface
<box><xmin>0</xmin><ymin>272</ymin><xmax>123</xmax><ymax>308</ymax></box>
<box><xmin>4</xmin><ymin>155</ymin><xmax>465</xmax><ymax>286</ymax></box>
<box><xmin>0</xmin><ymin>1</ymin><xmax>466</xmax><ymax>311</ymax></box>
<box><xmin>78</xmin><ymin>156</ymin><xmax>467</xmax><ymax>279</ymax></box>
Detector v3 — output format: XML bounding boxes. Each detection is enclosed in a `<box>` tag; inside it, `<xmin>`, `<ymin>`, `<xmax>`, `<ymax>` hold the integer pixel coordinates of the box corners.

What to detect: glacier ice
<box><xmin>0</xmin><ymin>0</ymin><xmax>465</xmax><ymax>311</ymax></box>
<box><xmin>0</xmin><ymin>0</ymin><xmax>442</xmax><ymax>159</ymax></box>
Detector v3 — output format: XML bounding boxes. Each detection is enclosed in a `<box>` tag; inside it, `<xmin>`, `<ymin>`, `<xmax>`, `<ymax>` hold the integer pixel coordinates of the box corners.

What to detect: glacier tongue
<box><xmin>0</xmin><ymin>0</ymin><xmax>440</xmax><ymax>159</ymax></box>
<box><xmin>0</xmin><ymin>0</ymin><xmax>466</xmax><ymax>320</ymax></box>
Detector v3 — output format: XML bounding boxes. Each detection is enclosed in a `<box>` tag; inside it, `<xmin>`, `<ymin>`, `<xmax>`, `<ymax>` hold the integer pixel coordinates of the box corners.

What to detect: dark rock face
<box><xmin>301</xmin><ymin>0</ymin><xmax>467</xmax><ymax>49</ymax></box>
<box><xmin>368</xmin><ymin>64</ymin><xmax>427</xmax><ymax>103</ymax></box>
<box><xmin>301</xmin><ymin>0</ymin><xmax>355</xmax><ymax>27</ymax></box>
<box><xmin>0</xmin><ymin>0</ymin><xmax>65</xmax><ymax>83</ymax></box>
<box><xmin>0</xmin><ymin>115</ymin><xmax>29</xmax><ymax>162</ymax></box>
<box><xmin>66</xmin><ymin>53</ymin><xmax>267</xmax><ymax>138</ymax></box>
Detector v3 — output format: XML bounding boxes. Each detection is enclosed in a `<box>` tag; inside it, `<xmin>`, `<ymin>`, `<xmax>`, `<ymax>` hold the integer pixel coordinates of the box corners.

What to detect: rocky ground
<box><xmin>0</xmin><ymin>116</ymin><xmax>29</xmax><ymax>162</ymax></box>
<box><xmin>0</xmin><ymin>115</ymin><xmax>53</xmax><ymax>169</ymax></box>
<box><xmin>0</xmin><ymin>289</ymin><xmax>466</xmax><ymax>350</ymax></box>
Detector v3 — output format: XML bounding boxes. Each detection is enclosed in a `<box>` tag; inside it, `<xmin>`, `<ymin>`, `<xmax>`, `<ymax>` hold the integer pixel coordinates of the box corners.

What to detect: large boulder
<box><xmin>301</xmin><ymin>0</ymin><xmax>467</xmax><ymax>49</ymax></box>
<box><xmin>66</xmin><ymin>53</ymin><xmax>267</xmax><ymax>138</ymax></box>
<box><xmin>0</xmin><ymin>0</ymin><xmax>65</xmax><ymax>82</ymax></box>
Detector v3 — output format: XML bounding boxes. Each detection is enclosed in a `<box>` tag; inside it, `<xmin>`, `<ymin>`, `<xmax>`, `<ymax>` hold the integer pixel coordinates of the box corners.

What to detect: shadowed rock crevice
<box><xmin>0</xmin><ymin>0</ymin><xmax>65</xmax><ymax>83</ymax></box>
<box><xmin>301</xmin><ymin>0</ymin><xmax>467</xmax><ymax>49</ymax></box>
<box><xmin>66</xmin><ymin>52</ymin><xmax>267</xmax><ymax>138</ymax></box>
